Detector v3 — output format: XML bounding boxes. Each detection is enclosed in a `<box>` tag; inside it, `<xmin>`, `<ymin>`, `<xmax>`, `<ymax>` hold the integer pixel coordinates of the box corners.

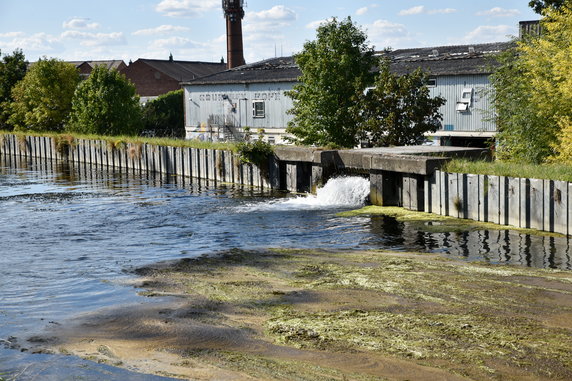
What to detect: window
<box><xmin>252</xmin><ymin>100</ymin><xmax>265</xmax><ymax>118</ymax></box>
<box><xmin>427</xmin><ymin>78</ymin><xmax>437</xmax><ymax>87</ymax></box>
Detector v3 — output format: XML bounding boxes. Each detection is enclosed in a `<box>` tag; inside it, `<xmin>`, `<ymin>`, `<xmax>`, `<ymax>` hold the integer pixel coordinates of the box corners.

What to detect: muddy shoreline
<box><xmin>29</xmin><ymin>246</ymin><xmax>572</xmax><ymax>380</ymax></box>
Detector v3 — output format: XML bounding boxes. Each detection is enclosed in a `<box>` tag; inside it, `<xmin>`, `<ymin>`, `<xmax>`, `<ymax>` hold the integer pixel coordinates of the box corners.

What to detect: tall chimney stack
<box><xmin>222</xmin><ymin>0</ymin><xmax>246</xmax><ymax>69</ymax></box>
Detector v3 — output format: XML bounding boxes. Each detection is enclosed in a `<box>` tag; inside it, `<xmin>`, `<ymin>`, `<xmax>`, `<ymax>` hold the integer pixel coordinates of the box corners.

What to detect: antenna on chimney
<box><xmin>222</xmin><ymin>0</ymin><xmax>246</xmax><ymax>69</ymax></box>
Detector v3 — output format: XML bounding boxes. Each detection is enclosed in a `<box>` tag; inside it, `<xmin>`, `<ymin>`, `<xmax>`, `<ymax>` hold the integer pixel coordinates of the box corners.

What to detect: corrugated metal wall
<box><xmin>184</xmin><ymin>82</ymin><xmax>295</xmax><ymax>142</ymax></box>
<box><xmin>429</xmin><ymin>75</ymin><xmax>495</xmax><ymax>133</ymax></box>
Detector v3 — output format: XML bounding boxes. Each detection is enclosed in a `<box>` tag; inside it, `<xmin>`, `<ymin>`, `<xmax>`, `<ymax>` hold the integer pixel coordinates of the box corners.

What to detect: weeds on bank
<box><xmin>445</xmin><ymin>159</ymin><xmax>572</xmax><ymax>182</ymax></box>
<box><xmin>0</xmin><ymin>130</ymin><xmax>237</xmax><ymax>152</ymax></box>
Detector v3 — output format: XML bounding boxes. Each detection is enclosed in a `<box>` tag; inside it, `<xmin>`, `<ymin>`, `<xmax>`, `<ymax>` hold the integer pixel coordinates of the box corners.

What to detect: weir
<box><xmin>2</xmin><ymin>134</ymin><xmax>571</xmax><ymax>235</ymax></box>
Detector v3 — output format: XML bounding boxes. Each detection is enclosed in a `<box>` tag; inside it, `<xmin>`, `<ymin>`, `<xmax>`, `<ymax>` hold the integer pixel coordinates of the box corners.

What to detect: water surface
<box><xmin>0</xmin><ymin>157</ymin><xmax>570</xmax><ymax>379</ymax></box>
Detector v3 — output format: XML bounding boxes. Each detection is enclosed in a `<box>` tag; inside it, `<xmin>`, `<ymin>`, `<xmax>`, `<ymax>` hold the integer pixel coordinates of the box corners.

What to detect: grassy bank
<box><xmin>445</xmin><ymin>159</ymin><xmax>572</xmax><ymax>182</ymax></box>
<box><xmin>0</xmin><ymin>130</ymin><xmax>237</xmax><ymax>152</ymax></box>
<box><xmin>42</xmin><ymin>248</ymin><xmax>572</xmax><ymax>380</ymax></box>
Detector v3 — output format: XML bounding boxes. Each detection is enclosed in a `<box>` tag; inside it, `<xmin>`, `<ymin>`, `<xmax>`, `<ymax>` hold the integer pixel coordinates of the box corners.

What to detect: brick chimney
<box><xmin>222</xmin><ymin>0</ymin><xmax>246</xmax><ymax>69</ymax></box>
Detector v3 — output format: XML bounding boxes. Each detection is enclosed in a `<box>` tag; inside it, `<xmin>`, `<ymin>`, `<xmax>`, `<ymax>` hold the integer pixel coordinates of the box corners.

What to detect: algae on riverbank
<box><xmin>338</xmin><ymin>205</ymin><xmax>565</xmax><ymax>236</ymax></box>
<box><xmin>43</xmin><ymin>248</ymin><xmax>572</xmax><ymax>380</ymax></box>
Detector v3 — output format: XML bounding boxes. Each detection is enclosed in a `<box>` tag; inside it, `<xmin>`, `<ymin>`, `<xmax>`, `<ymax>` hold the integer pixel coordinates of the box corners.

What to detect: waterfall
<box><xmin>237</xmin><ymin>176</ymin><xmax>370</xmax><ymax>212</ymax></box>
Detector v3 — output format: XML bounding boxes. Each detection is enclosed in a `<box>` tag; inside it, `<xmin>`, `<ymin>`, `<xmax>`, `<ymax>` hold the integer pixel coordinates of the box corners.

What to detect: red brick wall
<box><xmin>121</xmin><ymin>61</ymin><xmax>180</xmax><ymax>97</ymax></box>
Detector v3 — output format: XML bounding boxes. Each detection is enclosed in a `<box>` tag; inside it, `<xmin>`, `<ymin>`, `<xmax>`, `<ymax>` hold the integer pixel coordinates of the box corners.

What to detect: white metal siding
<box><xmin>429</xmin><ymin>75</ymin><xmax>495</xmax><ymax>133</ymax></box>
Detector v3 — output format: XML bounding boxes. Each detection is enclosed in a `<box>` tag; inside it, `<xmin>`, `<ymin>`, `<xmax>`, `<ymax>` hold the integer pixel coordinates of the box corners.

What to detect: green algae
<box><xmin>118</xmin><ymin>248</ymin><xmax>572</xmax><ymax>379</ymax></box>
<box><xmin>338</xmin><ymin>205</ymin><xmax>565</xmax><ymax>236</ymax></box>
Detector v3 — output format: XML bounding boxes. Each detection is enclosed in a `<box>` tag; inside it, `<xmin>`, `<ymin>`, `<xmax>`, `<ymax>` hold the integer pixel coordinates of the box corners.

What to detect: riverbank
<box><xmin>36</xmin><ymin>247</ymin><xmax>572</xmax><ymax>380</ymax></box>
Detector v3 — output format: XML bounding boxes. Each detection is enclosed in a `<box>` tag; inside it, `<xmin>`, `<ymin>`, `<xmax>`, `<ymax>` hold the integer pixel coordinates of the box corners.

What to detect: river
<box><xmin>0</xmin><ymin>157</ymin><xmax>570</xmax><ymax>380</ymax></box>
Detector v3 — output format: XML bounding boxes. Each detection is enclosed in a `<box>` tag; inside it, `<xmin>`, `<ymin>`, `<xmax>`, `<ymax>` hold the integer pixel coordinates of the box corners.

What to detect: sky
<box><xmin>0</xmin><ymin>1</ymin><xmax>539</xmax><ymax>64</ymax></box>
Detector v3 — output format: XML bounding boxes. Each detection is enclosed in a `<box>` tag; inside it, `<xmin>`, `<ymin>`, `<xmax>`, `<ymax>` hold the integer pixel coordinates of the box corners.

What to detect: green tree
<box><xmin>9</xmin><ymin>58</ymin><xmax>79</xmax><ymax>132</ymax></box>
<box><xmin>0</xmin><ymin>49</ymin><xmax>28</xmax><ymax>130</ymax></box>
<box><xmin>529</xmin><ymin>0</ymin><xmax>566</xmax><ymax>14</ymax></box>
<box><xmin>490</xmin><ymin>44</ymin><xmax>556</xmax><ymax>163</ymax></box>
<box><xmin>361</xmin><ymin>59</ymin><xmax>445</xmax><ymax>147</ymax></box>
<box><xmin>141</xmin><ymin>89</ymin><xmax>184</xmax><ymax>138</ymax></box>
<box><xmin>67</xmin><ymin>65</ymin><xmax>141</xmax><ymax>136</ymax></box>
<box><xmin>286</xmin><ymin>17</ymin><xmax>376</xmax><ymax>148</ymax></box>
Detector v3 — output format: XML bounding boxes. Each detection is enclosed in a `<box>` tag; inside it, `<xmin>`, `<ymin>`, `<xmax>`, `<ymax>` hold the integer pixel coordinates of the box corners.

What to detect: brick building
<box><xmin>121</xmin><ymin>58</ymin><xmax>227</xmax><ymax>103</ymax></box>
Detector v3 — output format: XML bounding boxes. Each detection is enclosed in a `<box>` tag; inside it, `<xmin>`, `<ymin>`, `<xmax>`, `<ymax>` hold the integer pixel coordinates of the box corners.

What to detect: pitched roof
<box><xmin>182</xmin><ymin>42</ymin><xmax>513</xmax><ymax>86</ymax></box>
<box><xmin>181</xmin><ymin>56</ymin><xmax>301</xmax><ymax>85</ymax></box>
<box><xmin>68</xmin><ymin>60</ymin><xmax>126</xmax><ymax>70</ymax></box>
<box><xmin>134</xmin><ymin>59</ymin><xmax>227</xmax><ymax>82</ymax></box>
<box><xmin>385</xmin><ymin>41</ymin><xmax>514</xmax><ymax>76</ymax></box>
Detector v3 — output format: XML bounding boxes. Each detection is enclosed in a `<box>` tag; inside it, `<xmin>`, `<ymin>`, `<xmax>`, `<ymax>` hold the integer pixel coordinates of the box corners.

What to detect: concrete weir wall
<box><xmin>1</xmin><ymin>134</ymin><xmax>570</xmax><ymax>236</ymax></box>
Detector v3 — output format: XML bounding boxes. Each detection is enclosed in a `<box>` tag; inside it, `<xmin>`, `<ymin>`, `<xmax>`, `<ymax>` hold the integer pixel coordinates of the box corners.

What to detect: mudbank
<box><xmin>37</xmin><ymin>248</ymin><xmax>572</xmax><ymax>381</ymax></box>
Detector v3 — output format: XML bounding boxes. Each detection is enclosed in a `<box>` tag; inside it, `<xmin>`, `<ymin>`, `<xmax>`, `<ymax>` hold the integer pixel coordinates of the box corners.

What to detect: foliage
<box><xmin>529</xmin><ymin>0</ymin><xmax>566</xmax><ymax>14</ymax></box>
<box><xmin>141</xmin><ymin>89</ymin><xmax>184</xmax><ymax>138</ymax></box>
<box><xmin>67</xmin><ymin>65</ymin><xmax>141</xmax><ymax>136</ymax></box>
<box><xmin>8</xmin><ymin>58</ymin><xmax>79</xmax><ymax>132</ymax></box>
<box><xmin>0</xmin><ymin>49</ymin><xmax>27</xmax><ymax>130</ymax></box>
<box><xmin>518</xmin><ymin>5</ymin><xmax>572</xmax><ymax>163</ymax></box>
<box><xmin>360</xmin><ymin>59</ymin><xmax>445</xmax><ymax>146</ymax></box>
<box><xmin>490</xmin><ymin>43</ymin><xmax>557</xmax><ymax>164</ymax></box>
<box><xmin>236</xmin><ymin>130</ymin><xmax>274</xmax><ymax>165</ymax></box>
<box><xmin>286</xmin><ymin>17</ymin><xmax>376</xmax><ymax>148</ymax></box>
<box><xmin>445</xmin><ymin>159</ymin><xmax>572</xmax><ymax>182</ymax></box>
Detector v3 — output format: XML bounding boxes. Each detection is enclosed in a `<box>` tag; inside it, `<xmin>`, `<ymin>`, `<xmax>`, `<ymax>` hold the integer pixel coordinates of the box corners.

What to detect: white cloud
<box><xmin>155</xmin><ymin>0</ymin><xmax>219</xmax><ymax>18</ymax></box>
<box><xmin>476</xmin><ymin>7</ymin><xmax>521</xmax><ymax>18</ymax></box>
<box><xmin>461</xmin><ymin>25</ymin><xmax>515</xmax><ymax>43</ymax></box>
<box><xmin>149</xmin><ymin>36</ymin><xmax>197</xmax><ymax>49</ymax></box>
<box><xmin>62</xmin><ymin>18</ymin><xmax>100</xmax><ymax>30</ymax></box>
<box><xmin>132</xmin><ymin>25</ymin><xmax>190</xmax><ymax>36</ymax></box>
<box><xmin>61</xmin><ymin>31</ymin><xmax>126</xmax><ymax>47</ymax></box>
<box><xmin>306</xmin><ymin>18</ymin><xmax>333</xmax><ymax>30</ymax></box>
<box><xmin>399</xmin><ymin>6</ymin><xmax>456</xmax><ymax>16</ymax></box>
<box><xmin>367</xmin><ymin>19</ymin><xmax>419</xmax><ymax>50</ymax></box>
<box><xmin>356</xmin><ymin>4</ymin><xmax>378</xmax><ymax>16</ymax></box>
<box><xmin>0</xmin><ymin>32</ymin><xmax>63</xmax><ymax>54</ymax></box>
<box><xmin>246</xmin><ymin>6</ymin><xmax>296</xmax><ymax>26</ymax></box>
<box><xmin>0</xmin><ymin>32</ymin><xmax>26</xmax><ymax>38</ymax></box>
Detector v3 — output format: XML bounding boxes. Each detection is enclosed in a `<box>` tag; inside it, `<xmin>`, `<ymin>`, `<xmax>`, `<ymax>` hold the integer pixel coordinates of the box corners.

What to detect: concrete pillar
<box><xmin>553</xmin><ymin>180</ymin><xmax>568</xmax><ymax>235</ymax></box>
<box><xmin>487</xmin><ymin>175</ymin><xmax>501</xmax><ymax>224</ymax></box>
<box><xmin>506</xmin><ymin>177</ymin><xmax>520</xmax><ymax>228</ymax></box>
<box><xmin>466</xmin><ymin>174</ymin><xmax>479</xmax><ymax>221</ymax></box>
<box><xmin>447</xmin><ymin>172</ymin><xmax>460</xmax><ymax>218</ymax></box>
<box><xmin>529</xmin><ymin>179</ymin><xmax>544</xmax><ymax>230</ymax></box>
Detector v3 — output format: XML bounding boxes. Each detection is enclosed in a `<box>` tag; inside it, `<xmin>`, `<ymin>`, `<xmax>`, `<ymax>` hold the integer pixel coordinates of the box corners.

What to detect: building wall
<box><xmin>428</xmin><ymin>74</ymin><xmax>495</xmax><ymax>144</ymax></box>
<box><xmin>122</xmin><ymin>61</ymin><xmax>180</xmax><ymax>98</ymax></box>
<box><xmin>184</xmin><ymin>82</ymin><xmax>295</xmax><ymax>143</ymax></box>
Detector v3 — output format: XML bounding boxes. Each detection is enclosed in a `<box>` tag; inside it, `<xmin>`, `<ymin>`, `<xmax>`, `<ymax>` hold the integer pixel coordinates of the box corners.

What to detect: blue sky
<box><xmin>0</xmin><ymin>1</ymin><xmax>538</xmax><ymax>64</ymax></box>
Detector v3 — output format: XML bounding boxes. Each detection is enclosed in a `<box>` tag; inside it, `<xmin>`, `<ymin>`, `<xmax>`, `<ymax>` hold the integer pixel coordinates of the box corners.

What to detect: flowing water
<box><xmin>0</xmin><ymin>157</ymin><xmax>571</xmax><ymax>380</ymax></box>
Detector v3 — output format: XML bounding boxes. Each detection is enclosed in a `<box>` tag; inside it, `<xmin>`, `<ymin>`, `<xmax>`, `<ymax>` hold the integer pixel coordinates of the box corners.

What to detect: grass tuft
<box><xmin>445</xmin><ymin>159</ymin><xmax>572</xmax><ymax>182</ymax></box>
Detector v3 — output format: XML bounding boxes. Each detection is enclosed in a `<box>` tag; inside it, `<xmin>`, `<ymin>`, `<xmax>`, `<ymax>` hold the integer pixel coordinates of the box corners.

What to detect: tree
<box><xmin>141</xmin><ymin>89</ymin><xmax>184</xmax><ymax>138</ymax></box>
<box><xmin>490</xmin><ymin>44</ymin><xmax>556</xmax><ymax>163</ymax></box>
<box><xmin>529</xmin><ymin>0</ymin><xmax>566</xmax><ymax>14</ymax></box>
<box><xmin>67</xmin><ymin>65</ymin><xmax>141</xmax><ymax>136</ymax></box>
<box><xmin>0</xmin><ymin>49</ymin><xmax>28</xmax><ymax>130</ymax></box>
<box><xmin>286</xmin><ymin>17</ymin><xmax>376</xmax><ymax>148</ymax></box>
<box><xmin>520</xmin><ymin>5</ymin><xmax>572</xmax><ymax>162</ymax></box>
<box><xmin>8</xmin><ymin>58</ymin><xmax>79</xmax><ymax>132</ymax></box>
<box><xmin>360</xmin><ymin>59</ymin><xmax>445</xmax><ymax>147</ymax></box>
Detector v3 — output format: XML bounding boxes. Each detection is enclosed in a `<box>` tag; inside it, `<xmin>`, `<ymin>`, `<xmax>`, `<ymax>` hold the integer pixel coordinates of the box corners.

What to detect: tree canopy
<box><xmin>9</xmin><ymin>58</ymin><xmax>79</xmax><ymax>132</ymax></box>
<box><xmin>361</xmin><ymin>60</ymin><xmax>445</xmax><ymax>147</ymax></box>
<box><xmin>529</xmin><ymin>0</ymin><xmax>566</xmax><ymax>14</ymax></box>
<box><xmin>286</xmin><ymin>17</ymin><xmax>376</xmax><ymax>148</ymax></box>
<box><xmin>491</xmin><ymin>4</ymin><xmax>572</xmax><ymax>163</ymax></box>
<box><xmin>67</xmin><ymin>65</ymin><xmax>141</xmax><ymax>136</ymax></box>
<box><xmin>141</xmin><ymin>89</ymin><xmax>184</xmax><ymax>138</ymax></box>
<box><xmin>0</xmin><ymin>49</ymin><xmax>28</xmax><ymax>130</ymax></box>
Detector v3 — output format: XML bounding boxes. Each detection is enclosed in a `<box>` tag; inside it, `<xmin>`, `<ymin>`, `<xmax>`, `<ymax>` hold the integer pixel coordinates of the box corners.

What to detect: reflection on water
<box><xmin>0</xmin><ymin>156</ymin><xmax>570</xmax><ymax>379</ymax></box>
